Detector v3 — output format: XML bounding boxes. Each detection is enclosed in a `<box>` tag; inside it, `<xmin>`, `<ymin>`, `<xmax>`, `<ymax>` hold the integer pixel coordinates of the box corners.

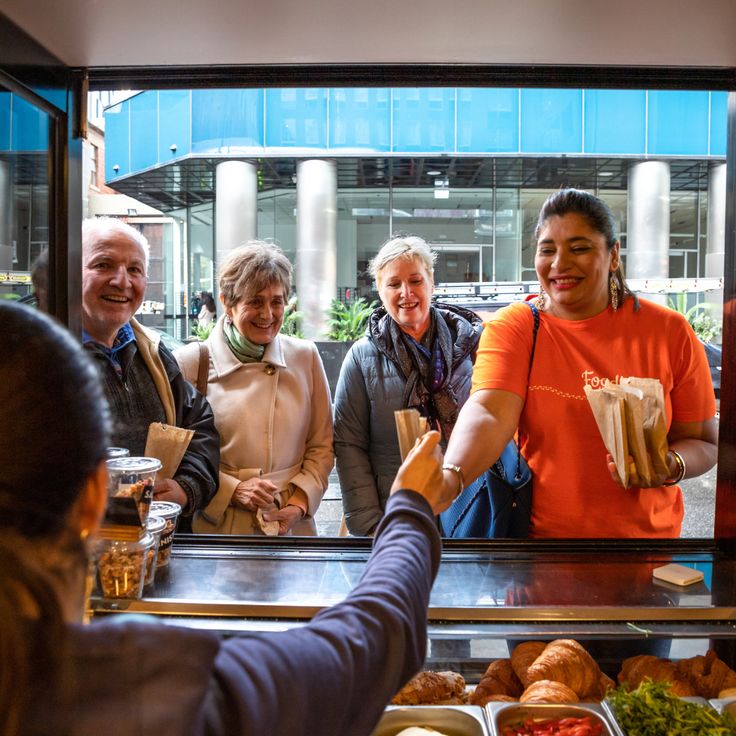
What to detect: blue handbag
<box><xmin>440</xmin><ymin>303</ymin><xmax>539</xmax><ymax>539</ymax></box>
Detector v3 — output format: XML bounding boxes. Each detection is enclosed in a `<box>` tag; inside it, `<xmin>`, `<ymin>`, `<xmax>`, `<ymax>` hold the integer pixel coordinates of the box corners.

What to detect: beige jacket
<box><xmin>176</xmin><ymin>319</ymin><xmax>334</xmax><ymax>535</ymax></box>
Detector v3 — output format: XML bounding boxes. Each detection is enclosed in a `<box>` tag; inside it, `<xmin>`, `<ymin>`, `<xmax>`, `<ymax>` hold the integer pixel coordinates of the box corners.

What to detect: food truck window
<box><xmin>0</xmin><ymin>85</ymin><xmax>51</xmax><ymax>312</ymax></box>
<box><xmin>90</xmin><ymin>84</ymin><xmax>726</xmax><ymax>539</ymax></box>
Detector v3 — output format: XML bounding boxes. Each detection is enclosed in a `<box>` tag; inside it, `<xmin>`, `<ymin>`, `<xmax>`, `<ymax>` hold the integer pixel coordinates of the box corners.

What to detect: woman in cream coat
<box><xmin>176</xmin><ymin>241</ymin><xmax>333</xmax><ymax>535</ymax></box>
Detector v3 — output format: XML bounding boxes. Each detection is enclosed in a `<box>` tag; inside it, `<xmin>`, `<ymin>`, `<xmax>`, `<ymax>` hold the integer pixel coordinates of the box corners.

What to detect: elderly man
<box><xmin>81</xmin><ymin>217</ymin><xmax>219</xmax><ymax>526</ymax></box>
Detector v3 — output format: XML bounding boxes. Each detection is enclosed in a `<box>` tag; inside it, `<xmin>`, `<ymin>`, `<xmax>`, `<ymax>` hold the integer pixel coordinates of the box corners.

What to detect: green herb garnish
<box><xmin>608</xmin><ymin>680</ymin><xmax>736</xmax><ymax>735</ymax></box>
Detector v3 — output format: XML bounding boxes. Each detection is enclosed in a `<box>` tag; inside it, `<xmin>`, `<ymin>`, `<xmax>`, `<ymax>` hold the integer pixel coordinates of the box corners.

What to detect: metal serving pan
<box><xmin>487</xmin><ymin>702</ymin><xmax>617</xmax><ymax>736</ymax></box>
<box><xmin>371</xmin><ymin>705</ymin><xmax>489</xmax><ymax>736</ymax></box>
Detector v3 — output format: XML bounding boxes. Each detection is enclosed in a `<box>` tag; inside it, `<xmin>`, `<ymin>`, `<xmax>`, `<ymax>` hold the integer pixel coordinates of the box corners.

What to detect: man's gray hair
<box><xmin>82</xmin><ymin>217</ymin><xmax>150</xmax><ymax>272</ymax></box>
<box><xmin>369</xmin><ymin>235</ymin><xmax>436</xmax><ymax>286</ymax></box>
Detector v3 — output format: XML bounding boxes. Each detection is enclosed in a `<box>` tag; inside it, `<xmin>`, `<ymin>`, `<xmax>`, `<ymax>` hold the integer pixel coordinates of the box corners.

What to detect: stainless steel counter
<box><xmin>91</xmin><ymin>536</ymin><xmax>736</xmax><ymax>624</ymax></box>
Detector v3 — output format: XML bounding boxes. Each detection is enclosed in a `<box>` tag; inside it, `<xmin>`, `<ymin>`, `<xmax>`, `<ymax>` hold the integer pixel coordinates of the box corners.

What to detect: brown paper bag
<box><xmin>394</xmin><ymin>409</ymin><xmax>429</xmax><ymax>461</ymax></box>
<box><xmin>144</xmin><ymin>422</ymin><xmax>195</xmax><ymax>480</ymax></box>
<box><xmin>620</xmin><ymin>377</ymin><xmax>669</xmax><ymax>478</ymax></box>
<box><xmin>583</xmin><ymin>384</ymin><xmax>629</xmax><ymax>485</ymax></box>
<box><xmin>620</xmin><ymin>385</ymin><xmax>654</xmax><ymax>487</ymax></box>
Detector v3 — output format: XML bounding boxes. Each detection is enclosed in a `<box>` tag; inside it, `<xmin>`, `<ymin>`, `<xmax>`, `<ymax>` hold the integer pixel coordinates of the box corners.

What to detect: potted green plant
<box><xmin>316</xmin><ymin>297</ymin><xmax>377</xmax><ymax>397</ymax></box>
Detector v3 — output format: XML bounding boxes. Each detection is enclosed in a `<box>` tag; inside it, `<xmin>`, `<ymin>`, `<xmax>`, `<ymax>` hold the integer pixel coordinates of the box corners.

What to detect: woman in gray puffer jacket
<box><xmin>334</xmin><ymin>235</ymin><xmax>482</xmax><ymax>536</ymax></box>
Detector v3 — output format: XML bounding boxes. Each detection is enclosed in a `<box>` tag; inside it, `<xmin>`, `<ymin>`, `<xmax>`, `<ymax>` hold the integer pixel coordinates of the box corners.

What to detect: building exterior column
<box><xmin>0</xmin><ymin>161</ymin><xmax>11</xmax><ymax>270</ymax></box>
<box><xmin>626</xmin><ymin>161</ymin><xmax>671</xmax><ymax>279</ymax></box>
<box><xmin>706</xmin><ymin>162</ymin><xmax>726</xmax><ymax>279</ymax></box>
<box><xmin>215</xmin><ymin>160</ymin><xmax>257</xmax><ymax>261</ymax></box>
<box><xmin>296</xmin><ymin>159</ymin><xmax>337</xmax><ymax>338</ymax></box>
<box><xmin>706</xmin><ymin>162</ymin><xmax>726</xmax><ymax>314</ymax></box>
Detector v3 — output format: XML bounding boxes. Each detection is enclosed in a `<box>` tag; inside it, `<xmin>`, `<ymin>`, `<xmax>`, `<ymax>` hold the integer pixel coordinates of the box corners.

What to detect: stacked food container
<box><xmin>93</xmin><ymin>452</ymin><xmax>181</xmax><ymax>599</ymax></box>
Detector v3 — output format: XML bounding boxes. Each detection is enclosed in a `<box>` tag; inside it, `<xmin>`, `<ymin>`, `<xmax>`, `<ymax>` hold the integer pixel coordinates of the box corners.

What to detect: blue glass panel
<box><xmin>457</xmin><ymin>88</ymin><xmax>518</xmax><ymax>152</ymax></box>
<box><xmin>0</xmin><ymin>93</ymin><xmax>10</xmax><ymax>150</ymax></box>
<box><xmin>329</xmin><ymin>88</ymin><xmax>390</xmax><ymax>151</ymax></box>
<box><xmin>648</xmin><ymin>91</ymin><xmax>709</xmax><ymax>155</ymax></box>
<box><xmin>130</xmin><ymin>92</ymin><xmax>158</xmax><ymax>171</ymax></box>
<box><xmin>105</xmin><ymin>101</ymin><xmax>130</xmax><ymax>179</ymax></box>
<box><xmin>520</xmin><ymin>89</ymin><xmax>582</xmax><ymax>153</ymax></box>
<box><xmin>392</xmin><ymin>88</ymin><xmax>455</xmax><ymax>152</ymax></box>
<box><xmin>584</xmin><ymin>90</ymin><xmax>646</xmax><ymax>154</ymax></box>
<box><xmin>265</xmin><ymin>88</ymin><xmax>327</xmax><ymax>148</ymax></box>
<box><xmin>11</xmin><ymin>94</ymin><xmax>48</xmax><ymax>150</ymax></box>
<box><xmin>158</xmin><ymin>90</ymin><xmax>191</xmax><ymax>161</ymax></box>
<box><xmin>710</xmin><ymin>92</ymin><xmax>728</xmax><ymax>156</ymax></box>
<box><xmin>192</xmin><ymin>89</ymin><xmax>263</xmax><ymax>152</ymax></box>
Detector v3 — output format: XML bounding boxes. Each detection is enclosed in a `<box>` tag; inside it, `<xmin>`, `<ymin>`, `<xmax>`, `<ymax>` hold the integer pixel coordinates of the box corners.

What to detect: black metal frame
<box><xmin>2</xmin><ymin>18</ymin><xmax>735</xmax><ymax>543</ymax></box>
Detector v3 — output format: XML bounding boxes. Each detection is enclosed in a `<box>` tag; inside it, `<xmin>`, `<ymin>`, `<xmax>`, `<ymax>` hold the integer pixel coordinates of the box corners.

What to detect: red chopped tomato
<box><xmin>500</xmin><ymin>716</ymin><xmax>603</xmax><ymax>736</ymax></box>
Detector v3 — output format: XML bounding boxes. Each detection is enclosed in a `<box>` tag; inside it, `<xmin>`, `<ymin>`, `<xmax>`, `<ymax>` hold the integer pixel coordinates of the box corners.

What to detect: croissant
<box><xmin>474</xmin><ymin>693</ymin><xmax>518</xmax><ymax>705</ymax></box>
<box><xmin>676</xmin><ymin>650</ymin><xmax>736</xmax><ymax>699</ymax></box>
<box><xmin>470</xmin><ymin>658</ymin><xmax>523</xmax><ymax>704</ymax></box>
<box><xmin>525</xmin><ymin>639</ymin><xmax>602</xmax><ymax>699</ymax></box>
<box><xmin>618</xmin><ymin>655</ymin><xmax>695</xmax><ymax>697</ymax></box>
<box><xmin>511</xmin><ymin>641</ymin><xmax>547</xmax><ymax>687</ymax></box>
<box><xmin>392</xmin><ymin>670</ymin><xmax>465</xmax><ymax>705</ymax></box>
<box><xmin>520</xmin><ymin>679</ymin><xmax>579</xmax><ymax>704</ymax></box>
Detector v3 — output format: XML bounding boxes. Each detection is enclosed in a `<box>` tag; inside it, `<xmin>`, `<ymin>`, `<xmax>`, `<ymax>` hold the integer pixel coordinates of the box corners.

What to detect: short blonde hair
<box><xmin>218</xmin><ymin>241</ymin><xmax>292</xmax><ymax>308</ymax></box>
<box><xmin>369</xmin><ymin>235</ymin><xmax>436</xmax><ymax>286</ymax></box>
<box><xmin>82</xmin><ymin>217</ymin><xmax>150</xmax><ymax>272</ymax></box>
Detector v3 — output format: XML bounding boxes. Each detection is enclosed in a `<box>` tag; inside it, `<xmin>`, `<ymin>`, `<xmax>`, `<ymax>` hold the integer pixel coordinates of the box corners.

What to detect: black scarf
<box><xmin>369</xmin><ymin>303</ymin><xmax>482</xmax><ymax>445</ymax></box>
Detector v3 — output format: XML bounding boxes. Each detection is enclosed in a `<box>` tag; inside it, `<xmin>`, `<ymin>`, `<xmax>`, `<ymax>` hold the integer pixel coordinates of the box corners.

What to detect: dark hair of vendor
<box><xmin>0</xmin><ymin>302</ymin><xmax>110</xmax><ymax>735</ymax></box>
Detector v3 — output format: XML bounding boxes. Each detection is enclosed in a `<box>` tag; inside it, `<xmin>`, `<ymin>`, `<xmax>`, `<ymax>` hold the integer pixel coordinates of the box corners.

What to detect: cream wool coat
<box><xmin>176</xmin><ymin>318</ymin><xmax>334</xmax><ymax>535</ymax></box>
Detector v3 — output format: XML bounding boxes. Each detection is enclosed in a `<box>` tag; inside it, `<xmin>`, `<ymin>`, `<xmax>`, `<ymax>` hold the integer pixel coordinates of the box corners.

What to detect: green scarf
<box><xmin>223</xmin><ymin>319</ymin><xmax>266</xmax><ymax>363</ymax></box>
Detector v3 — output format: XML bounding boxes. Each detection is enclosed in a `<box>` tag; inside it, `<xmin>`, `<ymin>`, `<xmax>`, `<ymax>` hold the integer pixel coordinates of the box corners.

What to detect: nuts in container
<box><xmin>149</xmin><ymin>500</ymin><xmax>182</xmax><ymax>567</ymax></box>
<box><xmin>95</xmin><ymin>532</ymin><xmax>155</xmax><ymax>599</ymax></box>
<box><xmin>106</xmin><ymin>456</ymin><xmax>161</xmax><ymax>525</ymax></box>
<box><xmin>144</xmin><ymin>514</ymin><xmax>166</xmax><ymax>585</ymax></box>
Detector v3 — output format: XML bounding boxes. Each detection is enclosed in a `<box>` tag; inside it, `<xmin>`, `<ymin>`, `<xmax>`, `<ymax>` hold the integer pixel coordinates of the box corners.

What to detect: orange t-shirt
<box><xmin>471</xmin><ymin>299</ymin><xmax>716</xmax><ymax>538</ymax></box>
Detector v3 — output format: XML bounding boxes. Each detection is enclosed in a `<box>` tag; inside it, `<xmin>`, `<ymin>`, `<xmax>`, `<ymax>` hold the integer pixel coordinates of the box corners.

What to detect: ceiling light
<box><xmin>427</xmin><ymin>170</ymin><xmax>441</xmax><ymax>176</ymax></box>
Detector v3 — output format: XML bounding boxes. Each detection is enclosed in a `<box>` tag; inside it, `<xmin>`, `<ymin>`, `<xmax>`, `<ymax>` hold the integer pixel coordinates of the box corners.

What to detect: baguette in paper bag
<box><xmin>583</xmin><ymin>384</ymin><xmax>629</xmax><ymax>485</ymax></box>
<box><xmin>584</xmin><ymin>377</ymin><xmax>668</xmax><ymax>487</ymax></box>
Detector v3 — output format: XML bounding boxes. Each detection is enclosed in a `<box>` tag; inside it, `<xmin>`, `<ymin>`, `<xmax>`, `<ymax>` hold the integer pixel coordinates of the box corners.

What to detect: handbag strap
<box><xmin>514</xmin><ymin>302</ymin><xmax>540</xmax><ymax>480</ymax></box>
<box><xmin>196</xmin><ymin>341</ymin><xmax>210</xmax><ymax>395</ymax></box>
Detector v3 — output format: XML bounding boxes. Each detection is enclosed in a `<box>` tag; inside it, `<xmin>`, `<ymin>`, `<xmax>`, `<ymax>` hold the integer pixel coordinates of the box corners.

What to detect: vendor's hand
<box><xmin>231</xmin><ymin>478</ymin><xmax>278</xmax><ymax>512</ymax></box>
<box><xmin>391</xmin><ymin>431</ymin><xmax>445</xmax><ymax>514</ymax></box>
<box><xmin>262</xmin><ymin>505</ymin><xmax>304</xmax><ymax>536</ymax></box>
<box><xmin>153</xmin><ymin>478</ymin><xmax>189</xmax><ymax>509</ymax></box>
<box><xmin>606</xmin><ymin>453</ymin><xmax>672</xmax><ymax>489</ymax></box>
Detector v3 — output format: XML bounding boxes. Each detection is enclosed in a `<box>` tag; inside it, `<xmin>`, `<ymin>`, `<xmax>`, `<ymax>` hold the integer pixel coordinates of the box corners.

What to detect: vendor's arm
<box><xmin>334</xmin><ymin>345</ymin><xmax>384</xmax><ymax>535</ymax></box>
<box><xmin>441</xmin><ymin>388</ymin><xmax>523</xmax><ymax>512</ymax></box>
<box><xmin>208</xmin><ymin>434</ymin><xmax>443</xmax><ymax>736</ymax></box>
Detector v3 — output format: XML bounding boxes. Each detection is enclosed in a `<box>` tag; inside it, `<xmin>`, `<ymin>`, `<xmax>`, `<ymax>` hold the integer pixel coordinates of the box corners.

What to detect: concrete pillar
<box><xmin>296</xmin><ymin>159</ymin><xmax>337</xmax><ymax>338</ymax></box>
<box><xmin>215</xmin><ymin>160</ymin><xmax>257</xmax><ymax>262</ymax></box>
<box><xmin>706</xmin><ymin>162</ymin><xmax>726</xmax><ymax>313</ymax></box>
<box><xmin>706</xmin><ymin>162</ymin><xmax>726</xmax><ymax>279</ymax></box>
<box><xmin>0</xmin><ymin>161</ymin><xmax>11</xmax><ymax>270</ymax></box>
<box><xmin>626</xmin><ymin>161</ymin><xmax>671</xmax><ymax>279</ymax></box>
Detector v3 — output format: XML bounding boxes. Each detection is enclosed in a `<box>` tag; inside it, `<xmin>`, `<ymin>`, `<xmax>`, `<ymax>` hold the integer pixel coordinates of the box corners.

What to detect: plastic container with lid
<box><xmin>149</xmin><ymin>500</ymin><xmax>182</xmax><ymax>567</ymax></box>
<box><xmin>106</xmin><ymin>456</ymin><xmax>162</xmax><ymax>525</ymax></box>
<box><xmin>106</xmin><ymin>447</ymin><xmax>130</xmax><ymax>459</ymax></box>
<box><xmin>144</xmin><ymin>515</ymin><xmax>166</xmax><ymax>585</ymax></box>
<box><xmin>95</xmin><ymin>532</ymin><xmax>155</xmax><ymax>599</ymax></box>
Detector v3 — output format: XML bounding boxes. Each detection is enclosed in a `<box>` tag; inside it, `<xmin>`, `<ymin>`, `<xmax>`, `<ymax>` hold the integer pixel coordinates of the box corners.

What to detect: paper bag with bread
<box><xmin>584</xmin><ymin>377</ymin><xmax>668</xmax><ymax>487</ymax></box>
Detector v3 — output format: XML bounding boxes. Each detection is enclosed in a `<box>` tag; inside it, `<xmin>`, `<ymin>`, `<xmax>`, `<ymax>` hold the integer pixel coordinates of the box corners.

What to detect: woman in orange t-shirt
<box><xmin>439</xmin><ymin>188</ymin><xmax>718</xmax><ymax>538</ymax></box>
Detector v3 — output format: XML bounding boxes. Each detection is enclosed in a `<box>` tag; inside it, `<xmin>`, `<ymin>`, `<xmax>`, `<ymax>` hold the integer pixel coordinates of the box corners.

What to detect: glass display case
<box><xmin>91</xmin><ymin>535</ymin><xmax>736</xmax><ymax>680</ymax></box>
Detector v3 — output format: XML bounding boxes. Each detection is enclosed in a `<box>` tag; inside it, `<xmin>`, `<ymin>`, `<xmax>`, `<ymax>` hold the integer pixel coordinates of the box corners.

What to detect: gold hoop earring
<box><xmin>534</xmin><ymin>288</ymin><xmax>547</xmax><ymax>311</ymax></box>
<box><xmin>609</xmin><ymin>276</ymin><xmax>618</xmax><ymax>311</ymax></box>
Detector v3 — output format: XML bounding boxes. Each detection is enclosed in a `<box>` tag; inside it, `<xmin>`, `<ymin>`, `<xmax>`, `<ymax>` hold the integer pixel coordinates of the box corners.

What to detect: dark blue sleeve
<box><xmin>208</xmin><ymin>490</ymin><xmax>441</xmax><ymax>736</ymax></box>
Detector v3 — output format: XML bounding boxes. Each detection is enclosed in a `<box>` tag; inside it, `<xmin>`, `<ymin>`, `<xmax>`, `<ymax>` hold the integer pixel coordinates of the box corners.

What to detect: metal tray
<box><xmin>371</xmin><ymin>705</ymin><xmax>489</xmax><ymax>736</ymax></box>
<box><xmin>487</xmin><ymin>702</ymin><xmax>617</xmax><ymax>736</ymax></box>
<box><xmin>602</xmin><ymin>695</ymin><xmax>714</xmax><ymax>735</ymax></box>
